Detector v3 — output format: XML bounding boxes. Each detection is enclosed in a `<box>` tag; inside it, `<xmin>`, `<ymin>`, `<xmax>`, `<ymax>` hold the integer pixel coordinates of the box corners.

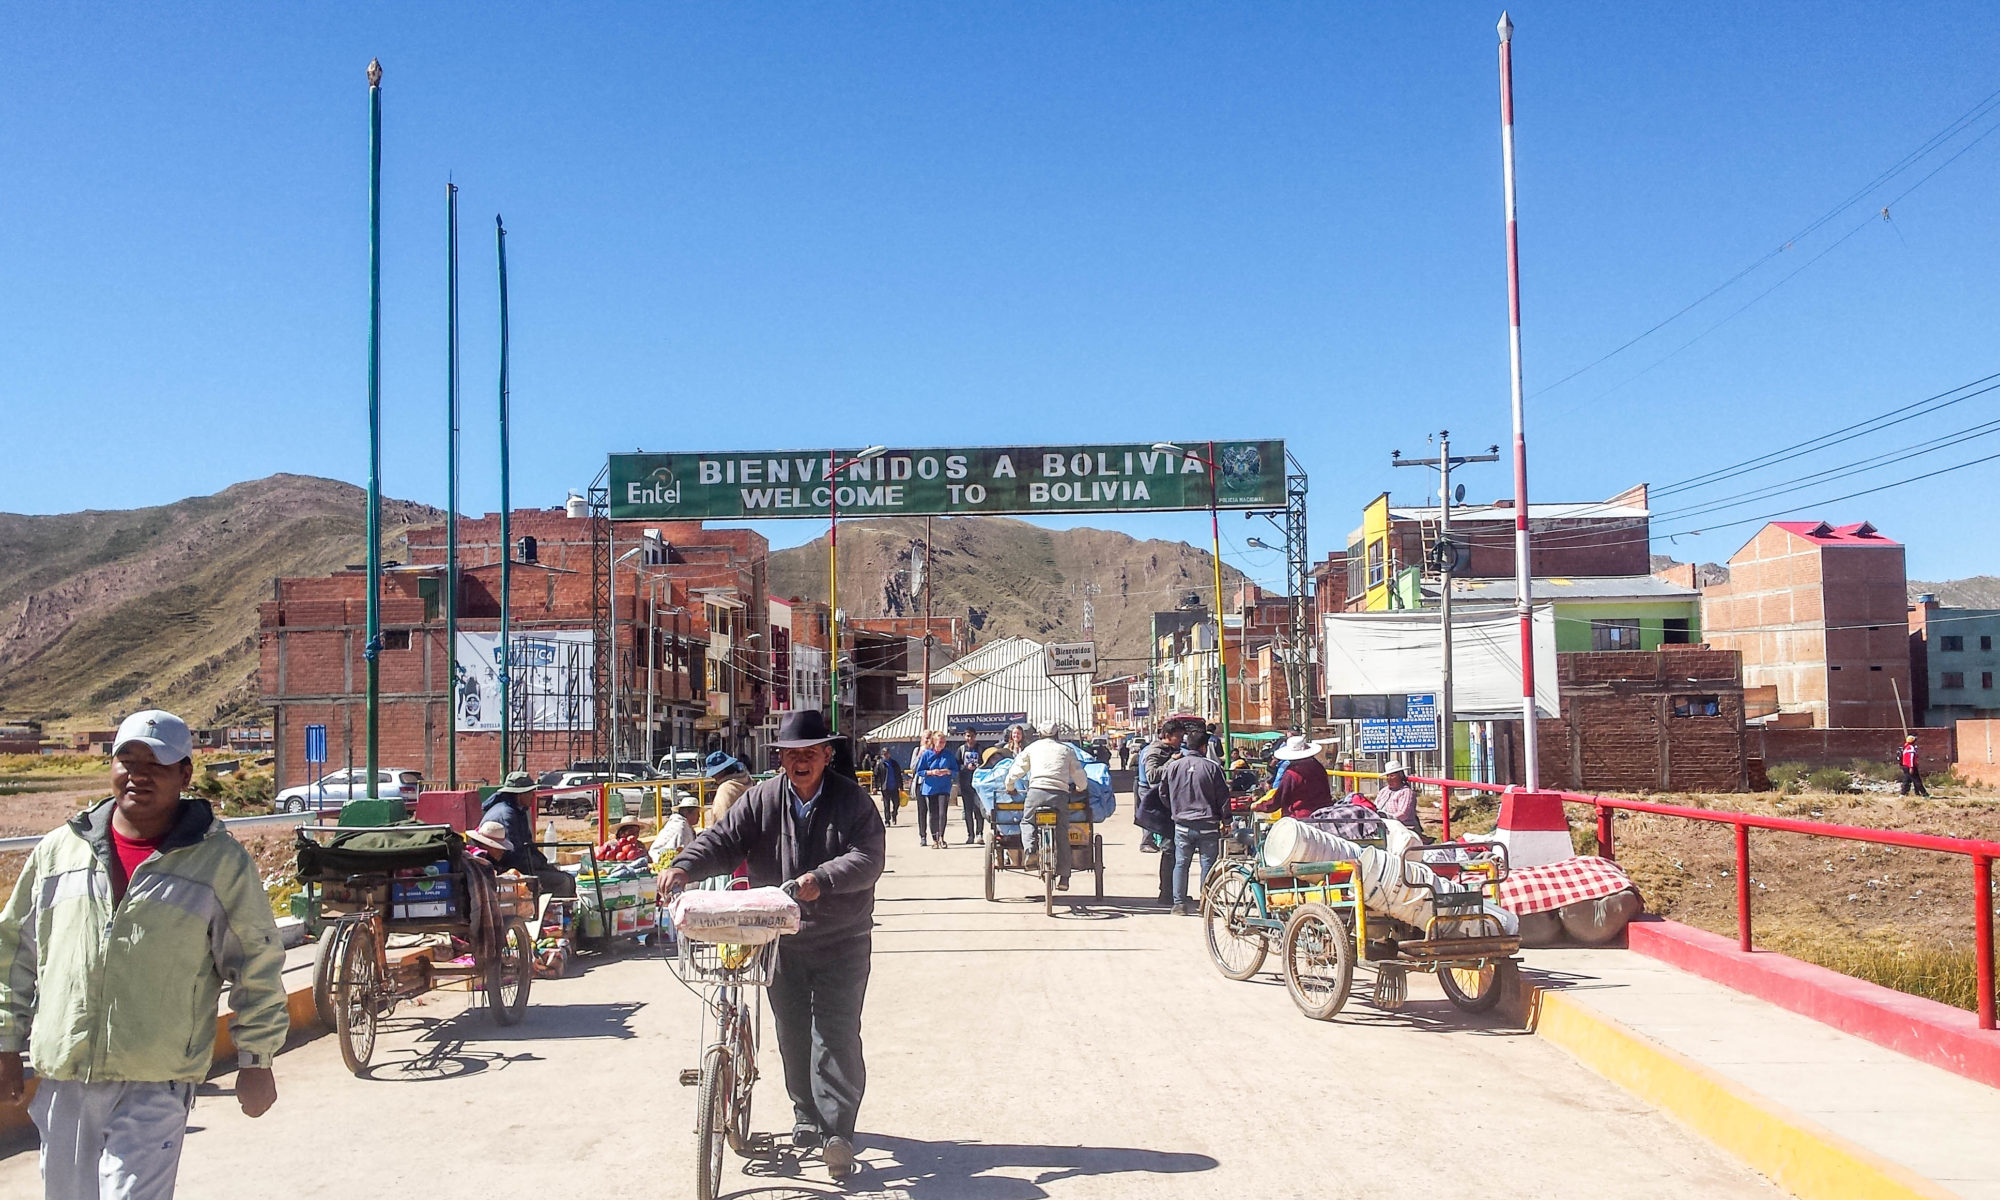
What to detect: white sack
<box><xmin>670</xmin><ymin>886</ymin><xmax>801</xmax><ymax>945</ymax></box>
<box><xmin>1260</xmin><ymin>817</ymin><xmax>1518</xmax><ymax>938</ymax></box>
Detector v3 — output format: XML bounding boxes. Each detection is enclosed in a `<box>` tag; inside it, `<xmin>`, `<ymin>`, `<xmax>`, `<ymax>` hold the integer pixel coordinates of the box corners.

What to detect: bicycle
<box><xmin>669</xmin><ymin>880</ymin><xmax>798</xmax><ymax>1200</ymax></box>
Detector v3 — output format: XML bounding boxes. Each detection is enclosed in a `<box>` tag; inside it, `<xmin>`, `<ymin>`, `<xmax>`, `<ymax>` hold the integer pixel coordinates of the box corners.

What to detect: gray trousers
<box><xmin>769</xmin><ymin>934</ymin><xmax>872</xmax><ymax>1141</ymax></box>
<box><xmin>1021</xmin><ymin>788</ymin><xmax>1073</xmax><ymax>886</ymax></box>
<box><xmin>30</xmin><ymin>1078</ymin><xmax>196</xmax><ymax>1200</ymax></box>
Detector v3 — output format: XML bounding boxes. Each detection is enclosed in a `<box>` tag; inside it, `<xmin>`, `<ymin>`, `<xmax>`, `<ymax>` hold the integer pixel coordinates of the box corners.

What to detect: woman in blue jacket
<box><xmin>913</xmin><ymin>731</ymin><xmax>958</xmax><ymax>848</ymax></box>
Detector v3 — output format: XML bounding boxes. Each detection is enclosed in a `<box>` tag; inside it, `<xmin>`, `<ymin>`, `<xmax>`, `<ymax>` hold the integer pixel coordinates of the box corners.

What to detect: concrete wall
<box><xmin>1552</xmin><ymin>600</ymin><xmax>1702</xmax><ymax>653</ymax></box>
<box><xmin>1952</xmin><ymin>719</ymin><xmax>2000</xmax><ymax>787</ymax></box>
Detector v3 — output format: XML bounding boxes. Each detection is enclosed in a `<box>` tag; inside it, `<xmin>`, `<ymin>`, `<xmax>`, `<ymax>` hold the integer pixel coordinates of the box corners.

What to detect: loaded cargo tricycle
<box><xmin>984</xmin><ymin>792</ymin><xmax>1105</xmax><ymax>914</ymax></box>
<box><xmin>296</xmin><ymin>824</ymin><xmax>535</xmax><ymax>1074</ymax></box>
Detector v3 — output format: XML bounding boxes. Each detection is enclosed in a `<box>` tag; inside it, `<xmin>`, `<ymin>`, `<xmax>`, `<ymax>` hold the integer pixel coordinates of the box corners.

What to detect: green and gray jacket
<box><xmin>0</xmin><ymin>797</ymin><xmax>288</xmax><ymax>1083</ymax></box>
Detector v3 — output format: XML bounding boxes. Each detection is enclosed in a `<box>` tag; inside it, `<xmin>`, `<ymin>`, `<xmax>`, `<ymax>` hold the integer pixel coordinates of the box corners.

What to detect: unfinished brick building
<box><xmin>1509</xmin><ymin>648</ymin><xmax>1750</xmax><ymax>792</ymax></box>
<box><xmin>259</xmin><ymin>509</ymin><xmax>770</xmax><ymax>790</ymax></box>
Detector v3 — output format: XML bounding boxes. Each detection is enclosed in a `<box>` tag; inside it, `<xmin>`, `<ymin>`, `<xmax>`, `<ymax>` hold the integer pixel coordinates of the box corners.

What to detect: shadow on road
<box><xmin>731</xmin><ymin>1132</ymin><xmax>1217</xmax><ymax>1199</ymax></box>
<box><xmin>339</xmin><ymin>1000</ymin><xmax>647</xmax><ymax>1083</ymax></box>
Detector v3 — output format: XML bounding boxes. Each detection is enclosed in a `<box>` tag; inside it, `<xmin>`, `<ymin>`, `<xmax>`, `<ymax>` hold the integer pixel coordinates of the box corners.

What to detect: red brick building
<box><xmin>260</xmin><ymin>509</ymin><xmax>770</xmax><ymax>790</ymax></box>
<box><xmin>1507</xmin><ymin>647</ymin><xmax>1750</xmax><ymax>792</ymax></box>
<box><xmin>1701</xmin><ymin>521</ymin><xmax>1910</xmax><ymax>729</ymax></box>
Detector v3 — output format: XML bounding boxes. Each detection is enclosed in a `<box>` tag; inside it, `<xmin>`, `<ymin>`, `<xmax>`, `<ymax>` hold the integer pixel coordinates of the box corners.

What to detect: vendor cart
<box><xmin>1202</xmin><ymin>812</ymin><xmax>1518</xmax><ymax>1020</ymax></box>
<box><xmin>984</xmin><ymin>793</ymin><xmax>1104</xmax><ymax>914</ymax></box>
<box><xmin>297</xmin><ymin>824</ymin><xmax>534</xmax><ymax>1074</ymax></box>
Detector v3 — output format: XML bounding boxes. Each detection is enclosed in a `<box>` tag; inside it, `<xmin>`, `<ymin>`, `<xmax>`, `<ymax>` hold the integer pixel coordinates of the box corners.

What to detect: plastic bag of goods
<box><xmin>972</xmin><ymin>754</ymin><xmax>1117</xmax><ymax>834</ymax></box>
<box><xmin>1261</xmin><ymin>817</ymin><xmax>1517</xmax><ymax>938</ymax></box>
<box><xmin>669</xmin><ymin>886</ymin><xmax>802</xmax><ymax>945</ymax></box>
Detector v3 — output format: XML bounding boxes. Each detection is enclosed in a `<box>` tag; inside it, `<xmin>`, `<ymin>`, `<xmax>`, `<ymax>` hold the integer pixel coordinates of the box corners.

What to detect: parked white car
<box><xmin>276</xmin><ymin>767</ymin><xmax>423</xmax><ymax>813</ymax></box>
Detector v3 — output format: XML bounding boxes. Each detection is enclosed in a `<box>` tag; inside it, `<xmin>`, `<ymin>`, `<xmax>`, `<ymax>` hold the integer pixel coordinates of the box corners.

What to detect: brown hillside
<box><xmin>0</xmin><ymin>475</ymin><xmax>437</xmax><ymax>728</ymax></box>
<box><xmin>768</xmin><ymin>516</ymin><xmax>1245</xmax><ymax>676</ymax></box>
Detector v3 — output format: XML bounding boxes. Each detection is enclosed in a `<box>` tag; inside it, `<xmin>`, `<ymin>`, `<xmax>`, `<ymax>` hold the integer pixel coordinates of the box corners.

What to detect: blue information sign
<box><xmin>304</xmin><ymin>724</ymin><xmax>328</xmax><ymax>765</ymax></box>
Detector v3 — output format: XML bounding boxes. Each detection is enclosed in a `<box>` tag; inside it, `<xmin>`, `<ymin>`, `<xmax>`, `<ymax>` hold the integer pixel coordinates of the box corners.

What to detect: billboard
<box><xmin>608</xmin><ymin>441</ymin><xmax>1286</xmax><ymax>520</ymax></box>
<box><xmin>454</xmin><ymin>631</ymin><xmax>596</xmax><ymax>734</ymax></box>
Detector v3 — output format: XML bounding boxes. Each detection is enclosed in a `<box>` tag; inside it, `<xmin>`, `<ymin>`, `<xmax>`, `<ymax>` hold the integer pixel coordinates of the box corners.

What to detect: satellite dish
<box><xmin>1454</xmin><ymin>483</ymin><xmax>1467</xmax><ymax>505</ymax></box>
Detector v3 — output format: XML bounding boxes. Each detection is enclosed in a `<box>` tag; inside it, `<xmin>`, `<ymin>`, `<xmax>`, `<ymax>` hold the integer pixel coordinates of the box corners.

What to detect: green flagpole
<box><xmin>446</xmin><ymin>181</ymin><xmax>460</xmax><ymax>789</ymax></box>
<box><xmin>497</xmin><ymin>215</ymin><xmax>513</xmax><ymax>777</ymax></box>
<box><xmin>365</xmin><ymin>58</ymin><xmax>383</xmax><ymax>800</ymax></box>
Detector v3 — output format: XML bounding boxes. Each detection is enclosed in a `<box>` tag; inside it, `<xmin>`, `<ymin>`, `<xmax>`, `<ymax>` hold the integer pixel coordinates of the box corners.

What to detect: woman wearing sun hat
<box><xmin>1252</xmin><ymin>735</ymin><xmax>1333</xmax><ymax>819</ymax></box>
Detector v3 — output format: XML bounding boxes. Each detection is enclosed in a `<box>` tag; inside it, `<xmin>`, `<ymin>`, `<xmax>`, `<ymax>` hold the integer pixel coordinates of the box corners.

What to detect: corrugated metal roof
<box><xmin>1771</xmin><ymin>520</ymin><xmax>1901</xmax><ymax>548</ymax></box>
<box><xmin>1386</xmin><ymin>501</ymin><xmax>1649</xmax><ymax>523</ymax></box>
<box><xmin>868</xmin><ymin>639</ymin><xmax>1092</xmax><ymax>741</ymax></box>
<box><xmin>1452</xmin><ymin>574</ymin><xmax>1699</xmax><ymax>602</ymax></box>
<box><xmin>926</xmin><ymin>635</ymin><xmax>1043</xmax><ymax>686</ymax></box>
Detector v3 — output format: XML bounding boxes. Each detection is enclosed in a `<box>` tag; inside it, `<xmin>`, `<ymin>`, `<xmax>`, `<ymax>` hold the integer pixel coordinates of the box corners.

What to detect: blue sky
<box><xmin>5</xmin><ymin>3</ymin><xmax>1999</xmax><ymax>583</ymax></box>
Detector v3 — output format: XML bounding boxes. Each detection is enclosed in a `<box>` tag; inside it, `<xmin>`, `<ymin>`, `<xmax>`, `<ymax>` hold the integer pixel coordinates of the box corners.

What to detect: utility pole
<box><xmin>1394</xmin><ymin>433</ymin><xmax>1497</xmax><ymax>778</ymax></box>
<box><xmin>496</xmin><ymin>215</ymin><xmax>512</xmax><ymax>777</ymax></box>
<box><xmin>445</xmin><ymin>181</ymin><xmax>460</xmax><ymax>789</ymax></box>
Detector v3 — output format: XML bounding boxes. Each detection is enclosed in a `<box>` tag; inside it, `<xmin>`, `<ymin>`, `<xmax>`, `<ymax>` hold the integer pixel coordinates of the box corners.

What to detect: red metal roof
<box><xmin>1770</xmin><ymin>520</ymin><xmax>1900</xmax><ymax>547</ymax></box>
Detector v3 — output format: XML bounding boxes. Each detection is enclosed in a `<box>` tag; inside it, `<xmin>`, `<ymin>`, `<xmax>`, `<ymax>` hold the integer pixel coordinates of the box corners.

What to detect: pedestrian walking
<box><xmin>1136</xmin><ymin>720</ymin><xmax>1187</xmax><ymax>902</ymax></box>
<box><xmin>1117</xmin><ymin>737</ymin><xmax>1130</xmax><ymax>772</ymax></box>
<box><xmin>1161</xmin><ymin>728</ymin><xmax>1231</xmax><ymax>915</ymax></box>
<box><xmin>1003</xmin><ymin>724</ymin><xmax>1089</xmax><ymax>892</ymax></box>
<box><xmin>957</xmin><ymin>732</ymin><xmax>985</xmax><ymax>845</ymax></box>
<box><xmin>913</xmin><ymin>731</ymin><xmax>956</xmax><ymax>848</ymax></box>
<box><xmin>876</xmin><ymin>750</ymin><xmax>904</xmax><ymax>825</ymax></box>
<box><xmin>1899</xmin><ymin>736</ymin><xmax>1929</xmax><ymax>796</ymax></box>
<box><xmin>0</xmin><ymin>710</ymin><xmax>289</xmax><ymax>1200</ymax></box>
<box><xmin>660</xmin><ymin>709</ymin><xmax>884</xmax><ymax>1181</ymax></box>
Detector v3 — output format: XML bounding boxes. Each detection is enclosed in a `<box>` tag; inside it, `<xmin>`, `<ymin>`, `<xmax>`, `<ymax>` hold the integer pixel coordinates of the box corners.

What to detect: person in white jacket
<box><xmin>1002</xmin><ymin>725</ymin><xmax>1089</xmax><ymax>891</ymax></box>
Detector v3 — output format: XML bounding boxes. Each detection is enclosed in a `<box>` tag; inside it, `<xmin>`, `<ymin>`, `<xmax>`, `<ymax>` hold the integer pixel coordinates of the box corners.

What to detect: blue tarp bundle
<box><xmin>972</xmin><ymin>747</ymin><xmax>1117</xmax><ymax>835</ymax></box>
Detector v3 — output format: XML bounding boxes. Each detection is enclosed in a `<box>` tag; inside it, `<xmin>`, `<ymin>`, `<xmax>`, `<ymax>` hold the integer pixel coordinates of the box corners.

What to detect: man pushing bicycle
<box><xmin>657</xmin><ymin>709</ymin><xmax>884</xmax><ymax>1181</ymax></box>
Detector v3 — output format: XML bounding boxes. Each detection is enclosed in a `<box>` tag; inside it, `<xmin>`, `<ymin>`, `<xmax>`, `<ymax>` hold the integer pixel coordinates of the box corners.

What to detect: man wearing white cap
<box><xmin>0</xmin><ymin>709</ymin><xmax>289</xmax><ymax>1199</ymax></box>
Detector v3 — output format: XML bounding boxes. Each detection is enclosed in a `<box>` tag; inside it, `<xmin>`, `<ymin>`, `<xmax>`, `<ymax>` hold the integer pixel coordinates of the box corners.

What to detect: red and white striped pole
<box><xmin>1499</xmin><ymin>11</ymin><xmax>1538</xmax><ymax>790</ymax></box>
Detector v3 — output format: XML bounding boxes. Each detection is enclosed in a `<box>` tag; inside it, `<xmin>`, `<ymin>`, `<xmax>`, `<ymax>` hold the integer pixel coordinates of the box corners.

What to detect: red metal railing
<box><xmin>1399</xmin><ymin>774</ymin><xmax>2000</xmax><ymax>1031</ymax></box>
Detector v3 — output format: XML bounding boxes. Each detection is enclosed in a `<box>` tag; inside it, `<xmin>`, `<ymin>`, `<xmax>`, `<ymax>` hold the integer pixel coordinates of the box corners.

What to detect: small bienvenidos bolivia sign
<box><xmin>608</xmin><ymin>441</ymin><xmax>1285</xmax><ymax>520</ymax></box>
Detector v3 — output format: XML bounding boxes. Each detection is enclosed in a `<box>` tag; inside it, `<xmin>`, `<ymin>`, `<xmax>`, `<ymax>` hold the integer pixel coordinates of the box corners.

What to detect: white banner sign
<box><xmin>454</xmin><ymin>631</ymin><xmax>596</xmax><ymax>734</ymax></box>
<box><xmin>1043</xmin><ymin>641</ymin><xmax>1097</xmax><ymax>677</ymax></box>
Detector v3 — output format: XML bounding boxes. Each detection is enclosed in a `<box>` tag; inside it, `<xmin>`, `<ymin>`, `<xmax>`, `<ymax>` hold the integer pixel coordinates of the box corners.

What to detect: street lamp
<box><xmin>826</xmin><ymin>445</ymin><xmax>886</xmax><ymax>734</ymax></box>
<box><xmin>1153</xmin><ymin>441</ymin><xmax>1232</xmax><ymax>757</ymax></box>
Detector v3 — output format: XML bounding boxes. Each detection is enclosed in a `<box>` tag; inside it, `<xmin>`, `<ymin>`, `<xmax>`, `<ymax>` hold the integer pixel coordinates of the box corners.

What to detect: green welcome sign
<box><xmin>607</xmin><ymin>441</ymin><xmax>1286</xmax><ymax>520</ymax></box>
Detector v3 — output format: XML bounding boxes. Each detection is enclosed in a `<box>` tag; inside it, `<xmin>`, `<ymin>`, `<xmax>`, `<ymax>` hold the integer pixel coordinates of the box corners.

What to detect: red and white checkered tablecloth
<box><xmin>1498</xmin><ymin>855</ymin><xmax>1633</xmax><ymax>916</ymax></box>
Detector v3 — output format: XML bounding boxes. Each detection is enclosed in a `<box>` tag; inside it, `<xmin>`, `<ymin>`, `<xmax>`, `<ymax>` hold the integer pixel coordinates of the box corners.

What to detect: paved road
<box><xmin>2</xmin><ymin>821</ymin><xmax>1774</xmax><ymax>1199</ymax></box>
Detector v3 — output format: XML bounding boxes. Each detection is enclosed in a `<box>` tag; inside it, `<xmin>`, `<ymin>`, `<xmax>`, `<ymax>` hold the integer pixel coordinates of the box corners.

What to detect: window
<box><xmin>1591</xmin><ymin>618</ymin><xmax>1642</xmax><ymax>651</ymax></box>
<box><xmin>1346</xmin><ymin>541</ymin><xmax>1366</xmax><ymax>596</ymax></box>
<box><xmin>1941</xmin><ymin>672</ymin><xmax>1966</xmax><ymax>690</ymax></box>
<box><xmin>1366</xmin><ymin>539</ymin><xmax>1386</xmax><ymax>589</ymax></box>
<box><xmin>1940</xmin><ymin>635</ymin><xmax>1964</xmax><ymax>652</ymax></box>
<box><xmin>1672</xmin><ymin>694</ymin><xmax>1720</xmax><ymax>718</ymax></box>
<box><xmin>1662</xmin><ymin>618</ymin><xmax>1692</xmax><ymax>645</ymax></box>
<box><xmin>1983</xmin><ymin>636</ymin><xmax>1994</xmax><ymax>652</ymax></box>
<box><xmin>1985</xmin><ymin>672</ymin><xmax>1995</xmax><ymax>690</ymax></box>
<box><xmin>381</xmin><ymin>630</ymin><xmax>411</xmax><ymax>651</ymax></box>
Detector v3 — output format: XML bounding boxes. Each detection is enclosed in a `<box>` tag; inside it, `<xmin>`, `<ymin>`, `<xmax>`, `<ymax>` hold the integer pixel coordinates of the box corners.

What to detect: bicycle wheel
<box><xmin>1439</xmin><ymin>958</ymin><xmax>1504</xmax><ymax>1013</ymax></box>
<box><xmin>1202</xmin><ymin>868</ymin><xmax>1268</xmax><ymax>981</ymax></box>
<box><xmin>726</xmin><ymin>1004</ymin><xmax>757</xmax><ymax>1154</ymax></box>
<box><xmin>486</xmin><ymin>918</ymin><xmax>534</xmax><ymax>1025</ymax></box>
<box><xmin>1282</xmin><ymin>902</ymin><xmax>1355</xmax><ymax>1021</ymax></box>
<box><xmin>334</xmin><ymin>920</ymin><xmax>380</xmax><ymax>1074</ymax></box>
<box><xmin>311</xmin><ymin>919</ymin><xmax>349</xmax><ymax>1030</ymax></box>
<box><xmin>983</xmin><ymin>829</ymin><xmax>998</xmax><ymax>902</ymax></box>
<box><xmin>695</xmin><ymin>1045</ymin><xmax>731</xmax><ymax>1200</ymax></box>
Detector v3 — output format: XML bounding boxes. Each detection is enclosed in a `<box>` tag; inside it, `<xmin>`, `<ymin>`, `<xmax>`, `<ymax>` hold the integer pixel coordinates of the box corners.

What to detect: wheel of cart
<box><xmin>295</xmin><ymin>824</ymin><xmax>534</xmax><ymax>1075</ymax></box>
<box><xmin>984</xmin><ymin>793</ymin><xmax>1098</xmax><ymax>913</ymax></box>
<box><xmin>1365</xmin><ymin>840</ymin><xmax>1522</xmax><ymax>1014</ymax></box>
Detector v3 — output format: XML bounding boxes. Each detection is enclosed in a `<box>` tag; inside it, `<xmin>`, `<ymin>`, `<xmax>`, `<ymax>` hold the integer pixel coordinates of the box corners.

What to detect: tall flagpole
<box><xmin>446</xmin><ymin>182</ymin><xmax>461</xmax><ymax>788</ymax></box>
<box><xmin>497</xmin><ymin>215</ymin><xmax>513</xmax><ymax>777</ymax></box>
<box><xmin>1498</xmin><ymin>12</ymin><xmax>1538</xmax><ymax>789</ymax></box>
<box><xmin>364</xmin><ymin>58</ymin><xmax>383</xmax><ymax>800</ymax></box>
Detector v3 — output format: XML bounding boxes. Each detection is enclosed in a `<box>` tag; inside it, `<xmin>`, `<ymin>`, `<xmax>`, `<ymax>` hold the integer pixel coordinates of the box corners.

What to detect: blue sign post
<box><xmin>305</xmin><ymin>724</ymin><xmax>328</xmax><ymax>766</ymax></box>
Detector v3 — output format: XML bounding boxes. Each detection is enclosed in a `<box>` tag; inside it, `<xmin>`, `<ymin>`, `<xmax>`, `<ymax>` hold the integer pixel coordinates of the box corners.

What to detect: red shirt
<box><xmin>109</xmin><ymin>827</ymin><xmax>165</xmax><ymax>904</ymax></box>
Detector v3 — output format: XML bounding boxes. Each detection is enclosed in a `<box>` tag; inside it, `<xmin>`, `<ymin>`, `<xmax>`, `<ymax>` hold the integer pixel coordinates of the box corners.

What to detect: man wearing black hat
<box><xmin>483</xmin><ymin>772</ymin><xmax>575</xmax><ymax>897</ymax></box>
<box><xmin>658</xmin><ymin>709</ymin><xmax>884</xmax><ymax>1181</ymax></box>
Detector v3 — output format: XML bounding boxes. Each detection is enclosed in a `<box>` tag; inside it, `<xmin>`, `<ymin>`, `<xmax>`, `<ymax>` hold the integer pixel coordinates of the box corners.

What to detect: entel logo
<box><xmin>627</xmin><ymin>481</ymin><xmax>680</xmax><ymax>505</ymax></box>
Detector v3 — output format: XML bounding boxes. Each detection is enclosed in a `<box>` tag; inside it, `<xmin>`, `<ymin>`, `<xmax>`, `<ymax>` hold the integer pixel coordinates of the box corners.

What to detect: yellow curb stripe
<box><xmin>1533</xmin><ymin>987</ymin><xmax>1959</xmax><ymax>1200</ymax></box>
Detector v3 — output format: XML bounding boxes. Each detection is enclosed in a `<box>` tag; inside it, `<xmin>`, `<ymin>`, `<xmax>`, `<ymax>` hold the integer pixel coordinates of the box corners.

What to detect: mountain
<box><xmin>0</xmin><ymin>475</ymin><xmax>437</xmax><ymax>728</ymax></box>
<box><xmin>1910</xmin><ymin>577</ymin><xmax>2000</xmax><ymax>608</ymax></box>
<box><xmin>768</xmin><ymin>516</ymin><xmax>1247</xmax><ymax>677</ymax></box>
